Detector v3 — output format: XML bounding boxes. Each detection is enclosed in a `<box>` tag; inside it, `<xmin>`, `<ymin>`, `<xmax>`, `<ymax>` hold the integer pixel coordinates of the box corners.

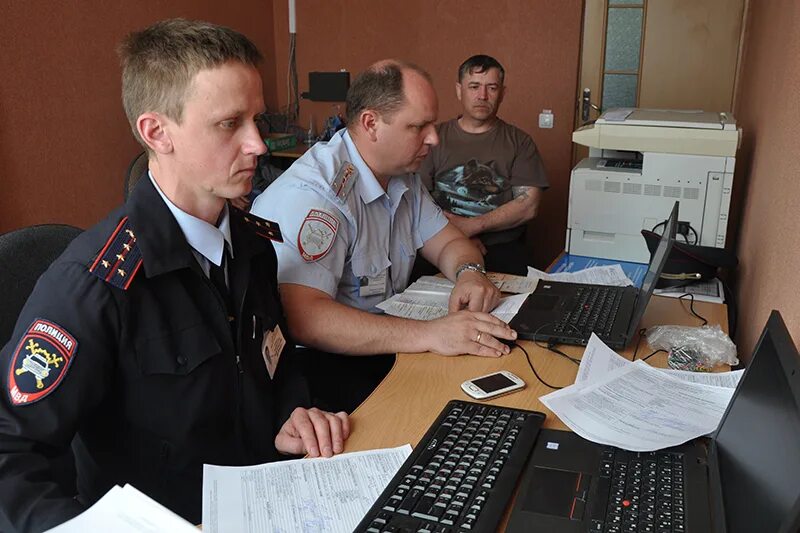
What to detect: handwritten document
<box><xmin>541</xmin><ymin>359</ymin><xmax>735</xmax><ymax>452</ymax></box>
<box><xmin>577</xmin><ymin>333</ymin><xmax>743</xmax><ymax>389</ymax></box>
<box><xmin>202</xmin><ymin>445</ymin><xmax>412</xmax><ymax>533</ymax></box>
<box><xmin>527</xmin><ymin>264</ymin><xmax>633</xmax><ymax>286</ymax></box>
<box><xmin>45</xmin><ymin>484</ymin><xmax>196</xmax><ymax>532</ymax></box>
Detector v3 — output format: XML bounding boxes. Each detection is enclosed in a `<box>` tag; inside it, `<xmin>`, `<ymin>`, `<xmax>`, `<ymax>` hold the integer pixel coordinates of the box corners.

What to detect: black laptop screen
<box><xmin>624</xmin><ymin>202</ymin><xmax>678</xmax><ymax>339</ymax></box>
<box><xmin>715</xmin><ymin>313</ymin><xmax>800</xmax><ymax>532</ymax></box>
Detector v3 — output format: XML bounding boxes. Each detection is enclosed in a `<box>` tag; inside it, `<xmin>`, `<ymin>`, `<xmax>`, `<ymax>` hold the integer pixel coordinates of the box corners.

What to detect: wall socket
<box><xmin>538</xmin><ymin>109</ymin><xmax>554</xmax><ymax>129</ymax></box>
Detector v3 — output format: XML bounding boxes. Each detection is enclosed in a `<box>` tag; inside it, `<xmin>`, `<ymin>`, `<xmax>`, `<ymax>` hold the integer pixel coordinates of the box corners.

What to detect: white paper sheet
<box><xmin>376</xmin><ymin>291</ymin><xmax>450</xmax><ymax>320</ymax></box>
<box><xmin>541</xmin><ymin>360</ymin><xmax>735</xmax><ymax>451</ymax></box>
<box><xmin>45</xmin><ymin>484</ymin><xmax>196</xmax><ymax>532</ymax></box>
<box><xmin>489</xmin><ymin>293</ymin><xmax>531</xmax><ymax>322</ymax></box>
<box><xmin>653</xmin><ymin>278</ymin><xmax>725</xmax><ymax>304</ymax></box>
<box><xmin>527</xmin><ymin>264</ymin><xmax>633</xmax><ymax>286</ymax></box>
<box><xmin>485</xmin><ymin>272</ymin><xmax>539</xmax><ymax>293</ymax></box>
<box><xmin>202</xmin><ymin>445</ymin><xmax>412</xmax><ymax>533</ymax></box>
<box><xmin>576</xmin><ymin>333</ymin><xmax>743</xmax><ymax>389</ymax></box>
<box><xmin>376</xmin><ymin>276</ymin><xmax>530</xmax><ymax>322</ymax></box>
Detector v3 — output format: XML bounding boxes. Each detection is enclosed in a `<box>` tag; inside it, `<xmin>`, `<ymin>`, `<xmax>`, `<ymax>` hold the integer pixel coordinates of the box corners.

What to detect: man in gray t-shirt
<box><xmin>418</xmin><ymin>55</ymin><xmax>549</xmax><ymax>275</ymax></box>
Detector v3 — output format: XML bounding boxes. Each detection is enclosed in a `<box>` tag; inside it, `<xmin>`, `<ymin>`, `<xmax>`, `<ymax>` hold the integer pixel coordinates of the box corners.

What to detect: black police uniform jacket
<box><xmin>0</xmin><ymin>176</ymin><xmax>308</xmax><ymax>530</ymax></box>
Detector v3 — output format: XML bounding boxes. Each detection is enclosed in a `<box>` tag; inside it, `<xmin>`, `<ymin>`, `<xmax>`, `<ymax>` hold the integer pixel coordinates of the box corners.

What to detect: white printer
<box><xmin>567</xmin><ymin>108</ymin><xmax>741</xmax><ymax>263</ymax></box>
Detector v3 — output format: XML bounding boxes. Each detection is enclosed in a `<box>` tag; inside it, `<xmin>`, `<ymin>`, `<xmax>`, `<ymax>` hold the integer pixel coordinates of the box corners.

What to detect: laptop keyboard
<box><xmin>554</xmin><ymin>285</ymin><xmax>623</xmax><ymax>338</ymax></box>
<box><xmin>354</xmin><ymin>400</ymin><xmax>545</xmax><ymax>533</ymax></box>
<box><xmin>591</xmin><ymin>447</ymin><xmax>687</xmax><ymax>533</ymax></box>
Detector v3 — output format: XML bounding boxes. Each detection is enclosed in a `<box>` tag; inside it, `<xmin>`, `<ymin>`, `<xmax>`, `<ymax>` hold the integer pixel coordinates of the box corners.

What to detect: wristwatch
<box><xmin>455</xmin><ymin>262</ymin><xmax>487</xmax><ymax>278</ymax></box>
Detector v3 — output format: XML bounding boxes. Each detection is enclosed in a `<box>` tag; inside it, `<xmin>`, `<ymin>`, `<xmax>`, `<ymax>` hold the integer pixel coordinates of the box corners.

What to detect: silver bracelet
<box><xmin>455</xmin><ymin>262</ymin><xmax>487</xmax><ymax>278</ymax></box>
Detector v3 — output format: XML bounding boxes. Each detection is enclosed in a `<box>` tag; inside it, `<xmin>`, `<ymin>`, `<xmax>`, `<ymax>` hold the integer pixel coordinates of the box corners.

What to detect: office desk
<box><xmin>344</xmin><ymin>295</ymin><xmax>728</xmax><ymax>451</ymax></box>
<box><xmin>344</xmin><ymin>295</ymin><xmax>726</xmax><ymax>529</ymax></box>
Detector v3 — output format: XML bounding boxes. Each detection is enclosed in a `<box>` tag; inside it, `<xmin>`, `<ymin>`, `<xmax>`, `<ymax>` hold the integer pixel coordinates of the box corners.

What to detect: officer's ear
<box><xmin>137</xmin><ymin>112</ymin><xmax>174</xmax><ymax>154</ymax></box>
<box><xmin>359</xmin><ymin>109</ymin><xmax>380</xmax><ymax>142</ymax></box>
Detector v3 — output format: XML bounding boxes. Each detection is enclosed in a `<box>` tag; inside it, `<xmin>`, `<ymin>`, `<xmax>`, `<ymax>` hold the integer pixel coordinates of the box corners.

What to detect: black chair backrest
<box><xmin>124</xmin><ymin>151</ymin><xmax>148</xmax><ymax>201</ymax></box>
<box><xmin>0</xmin><ymin>224</ymin><xmax>82</xmax><ymax>346</ymax></box>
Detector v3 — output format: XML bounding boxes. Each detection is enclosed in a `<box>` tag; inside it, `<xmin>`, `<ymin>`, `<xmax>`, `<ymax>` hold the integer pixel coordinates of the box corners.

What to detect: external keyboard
<box><xmin>590</xmin><ymin>447</ymin><xmax>687</xmax><ymax>533</ymax></box>
<box><xmin>354</xmin><ymin>400</ymin><xmax>546</xmax><ymax>533</ymax></box>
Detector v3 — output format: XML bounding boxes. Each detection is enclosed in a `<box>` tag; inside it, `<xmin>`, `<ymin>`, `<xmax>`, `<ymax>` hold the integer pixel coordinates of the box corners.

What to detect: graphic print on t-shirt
<box><xmin>431</xmin><ymin>159</ymin><xmax>511</xmax><ymax>217</ymax></box>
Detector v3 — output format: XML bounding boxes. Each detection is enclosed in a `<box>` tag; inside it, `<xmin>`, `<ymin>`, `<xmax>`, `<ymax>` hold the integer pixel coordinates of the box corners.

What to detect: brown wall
<box><xmin>732</xmin><ymin>0</ymin><xmax>800</xmax><ymax>360</ymax></box>
<box><xmin>270</xmin><ymin>0</ymin><xmax>584</xmax><ymax>269</ymax></box>
<box><xmin>0</xmin><ymin>1</ymin><xmax>277</xmax><ymax>234</ymax></box>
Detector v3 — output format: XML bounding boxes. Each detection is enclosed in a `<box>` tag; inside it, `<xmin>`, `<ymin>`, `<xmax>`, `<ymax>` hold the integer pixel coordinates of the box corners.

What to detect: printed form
<box><xmin>540</xmin><ymin>360</ymin><xmax>735</xmax><ymax>452</ymax></box>
<box><xmin>202</xmin><ymin>445</ymin><xmax>412</xmax><ymax>533</ymax></box>
<box><xmin>577</xmin><ymin>333</ymin><xmax>743</xmax><ymax>388</ymax></box>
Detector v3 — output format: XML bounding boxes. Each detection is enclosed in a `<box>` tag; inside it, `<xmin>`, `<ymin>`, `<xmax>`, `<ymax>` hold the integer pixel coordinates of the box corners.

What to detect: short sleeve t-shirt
<box><xmin>418</xmin><ymin>118</ymin><xmax>548</xmax><ymax>243</ymax></box>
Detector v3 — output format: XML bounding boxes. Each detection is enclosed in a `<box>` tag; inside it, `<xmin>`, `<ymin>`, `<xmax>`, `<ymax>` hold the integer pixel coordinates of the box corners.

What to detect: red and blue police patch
<box><xmin>7</xmin><ymin>319</ymin><xmax>77</xmax><ymax>406</ymax></box>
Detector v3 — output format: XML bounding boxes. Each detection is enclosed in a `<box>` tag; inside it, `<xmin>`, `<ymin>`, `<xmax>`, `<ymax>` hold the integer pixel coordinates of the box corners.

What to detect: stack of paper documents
<box><xmin>527</xmin><ymin>264</ymin><xmax>634</xmax><ymax>286</ymax></box>
<box><xmin>202</xmin><ymin>445</ymin><xmax>412</xmax><ymax>533</ymax></box>
<box><xmin>44</xmin><ymin>484</ymin><xmax>197</xmax><ymax>532</ymax></box>
<box><xmin>376</xmin><ymin>275</ymin><xmax>533</xmax><ymax>321</ymax></box>
<box><xmin>540</xmin><ymin>334</ymin><xmax>741</xmax><ymax>452</ymax></box>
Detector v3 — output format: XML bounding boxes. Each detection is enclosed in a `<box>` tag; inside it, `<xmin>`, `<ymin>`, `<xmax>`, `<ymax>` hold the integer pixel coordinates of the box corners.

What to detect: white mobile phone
<box><xmin>461</xmin><ymin>370</ymin><xmax>525</xmax><ymax>401</ymax></box>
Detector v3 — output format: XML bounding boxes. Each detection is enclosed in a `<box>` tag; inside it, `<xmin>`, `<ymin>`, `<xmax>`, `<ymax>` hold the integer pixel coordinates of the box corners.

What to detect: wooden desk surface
<box><xmin>344</xmin><ymin>295</ymin><xmax>728</xmax><ymax>452</ymax></box>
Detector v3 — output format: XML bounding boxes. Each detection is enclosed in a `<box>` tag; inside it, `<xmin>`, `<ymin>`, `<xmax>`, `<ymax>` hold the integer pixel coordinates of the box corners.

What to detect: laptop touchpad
<box><xmin>522</xmin><ymin>467</ymin><xmax>587</xmax><ymax>519</ymax></box>
<box><xmin>526</xmin><ymin>294</ymin><xmax>559</xmax><ymax>311</ymax></box>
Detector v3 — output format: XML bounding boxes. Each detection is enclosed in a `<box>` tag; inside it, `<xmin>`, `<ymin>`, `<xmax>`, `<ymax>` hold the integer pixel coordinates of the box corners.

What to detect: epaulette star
<box><xmin>89</xmin><ymin>217</ymin><xmax>142</xmax><ymax>290</ymax></box>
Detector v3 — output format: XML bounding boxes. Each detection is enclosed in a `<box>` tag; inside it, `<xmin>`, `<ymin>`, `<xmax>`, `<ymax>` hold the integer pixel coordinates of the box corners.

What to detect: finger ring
<box><xmin>475</xmin><ymin>332</ymin><xmax>482</xmax><ymax>343</ymax></box>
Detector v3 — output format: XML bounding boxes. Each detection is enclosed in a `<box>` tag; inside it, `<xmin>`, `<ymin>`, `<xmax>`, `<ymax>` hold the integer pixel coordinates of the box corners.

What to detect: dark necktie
<box><xmin>209</xmin><ymin>249</ymin><xmax>233</xmax><ymax>315</ymax></box>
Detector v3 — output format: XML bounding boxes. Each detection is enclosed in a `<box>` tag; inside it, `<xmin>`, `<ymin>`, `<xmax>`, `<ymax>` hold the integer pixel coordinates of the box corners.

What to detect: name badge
<box><xmin>358</xmin><ymin>269</ymin><xmax>388</xmax><ymax>297</ymax></box>
<box><xmin>261</xmin><ymin>325</ymin><xmax>286</xmax><ymax>379</ymax></box>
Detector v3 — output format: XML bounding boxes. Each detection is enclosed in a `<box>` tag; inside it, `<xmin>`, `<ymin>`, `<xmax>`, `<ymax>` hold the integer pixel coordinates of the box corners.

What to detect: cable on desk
<box><xmin>514</xmin><ymin>342</ymin><xmax>568</xmax><ymax>390</ymax></box>
<box><xmin>633</xmin><ymin>293</ymin><xmax>709</xmax><ymax>363</ymax></box>
<box><xmin>514</xmin><ymin>323</ymin><xmax>582</xmax><ymax>390</ymax></box>
<box><xmin>641</xmin><ymin>349</ymin><xmax>668</xmax><ymax>362</ymax></box>
<box><xmin>631</xmin><ymin>328</ymin><xmax>648</xmax><ymax>361</ymax></box>
<box><xmin>678</xmin><ymin>293</ymin><xmax>708</xmax><ymax>326</ymax></box>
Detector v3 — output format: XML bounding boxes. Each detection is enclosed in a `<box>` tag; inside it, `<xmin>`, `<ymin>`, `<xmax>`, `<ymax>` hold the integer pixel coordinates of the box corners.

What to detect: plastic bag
<box><xmin>645</xmin><ymin>324</ymin><xmax>738</xmax><ymax>371</ymax></box>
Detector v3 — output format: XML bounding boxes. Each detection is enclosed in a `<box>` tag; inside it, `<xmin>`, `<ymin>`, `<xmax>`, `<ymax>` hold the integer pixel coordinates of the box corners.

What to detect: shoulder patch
<box><xmin>7</xmin><ymin>319</ymin><xmax>78</xmax><ymax>406</ymax></box>
<box><xmin>238</xmin><ymin>210</ymin><xmax>284</xmax><ymax>243</ymax></box>
<box><xmin>331</xmin><ymin>162</ymin><xmax>358</xmax><ymax>200</ymax></box>
<box><xmin>298</xmin><ymin>209</ymin><xmax>339</xmax><ymax>262</ymax></box>
<box><xmin>89</xmin><ymin>217</ymin><xmax>142</xmax><ymax>290</ymax></box>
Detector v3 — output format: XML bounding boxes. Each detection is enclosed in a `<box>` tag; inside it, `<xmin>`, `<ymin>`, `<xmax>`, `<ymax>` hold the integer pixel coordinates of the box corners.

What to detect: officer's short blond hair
<box><xmin>118</xmin><ymin>18</ymin><xmax>262</xmax><ymax>147</ymax></box>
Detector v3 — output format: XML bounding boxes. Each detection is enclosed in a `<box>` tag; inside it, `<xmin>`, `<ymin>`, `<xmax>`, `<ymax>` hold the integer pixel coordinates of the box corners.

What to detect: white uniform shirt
<box><xmin>149</xmin><ymin>171</ymin><xmax>232</xmax><ymax>279</ymax></box>
<box><xmin>251</xmin><ymin>129</ymin><xmax>447</xmax><ymax>313</ymax></box>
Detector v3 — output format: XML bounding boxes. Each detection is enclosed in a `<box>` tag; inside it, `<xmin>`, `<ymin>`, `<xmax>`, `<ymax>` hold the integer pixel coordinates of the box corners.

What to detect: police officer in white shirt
<box><xmin>252</xmin><ymin>60</ymin><xmax>517</xmax><ymax>412</ymax></box>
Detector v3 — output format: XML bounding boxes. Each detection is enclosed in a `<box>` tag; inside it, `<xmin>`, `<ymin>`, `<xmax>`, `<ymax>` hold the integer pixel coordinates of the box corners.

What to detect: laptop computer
<box><xmin>508</xmin><ymin>202</ymin><xmax>679</xmax><ymax>349</ymax></box>
<box><xmin>507</xmin><ymin>310</ymin><xmax>800</xmax><ymax>533</ymax></box>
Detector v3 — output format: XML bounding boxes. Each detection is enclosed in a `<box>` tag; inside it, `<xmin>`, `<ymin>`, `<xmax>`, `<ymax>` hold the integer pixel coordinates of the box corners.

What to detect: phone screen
<box><xmin>472</xmin><ymin>373</ymin><xmax>516</xmax><ymax>393</ymax></box>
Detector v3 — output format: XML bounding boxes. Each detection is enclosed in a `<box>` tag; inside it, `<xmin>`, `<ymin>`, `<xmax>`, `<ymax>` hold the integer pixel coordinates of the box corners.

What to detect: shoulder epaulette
<box><xmin>89</xmin><ymin>217</ymin><xmax>143</xmax><ymax>290</ymax></box>
<box><xmin>331</xmin><ymin>161</ymin><xmax>358</xmax><ymax>201</ymax></box>
<box><xmin>236</xmin><ymin>209</ymin><xmax>284</xmax><ymax>243</ymax></box>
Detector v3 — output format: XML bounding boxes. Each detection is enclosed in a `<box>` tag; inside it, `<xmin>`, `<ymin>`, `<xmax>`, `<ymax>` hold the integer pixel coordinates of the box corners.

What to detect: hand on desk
<box><xmin>426</xmin><ymin>311</ymin><xmax>516</xmax><ymax>358</ymax></box>
<box><xmin>275</xmin><ymin>407</ymin><xmax>350</xmax><ymax>458</ymax></box>
<box><xmin>449</xmin><ymin>270</ymin><xmax>500</xmax><ymax>313</ymax></box>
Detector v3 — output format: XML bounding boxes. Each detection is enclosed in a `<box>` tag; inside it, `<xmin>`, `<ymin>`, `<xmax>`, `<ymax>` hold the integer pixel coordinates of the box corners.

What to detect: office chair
<box><xmin>0</xmin><ymin>223</ymin><xmax>83</xmax><ymax>495</ymax></box>
<box><xmin>123</xmin><ymin>151</ymin><xmax>148</xmax><ymax>201</ymax></box>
